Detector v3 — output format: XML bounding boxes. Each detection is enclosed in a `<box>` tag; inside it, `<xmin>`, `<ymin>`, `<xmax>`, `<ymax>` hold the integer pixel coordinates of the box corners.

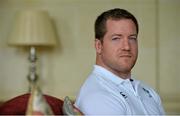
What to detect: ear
<box><xmin>95</xmin><ymin>39</ymin><xmax>103</xmax><ymax>54</ymax></box>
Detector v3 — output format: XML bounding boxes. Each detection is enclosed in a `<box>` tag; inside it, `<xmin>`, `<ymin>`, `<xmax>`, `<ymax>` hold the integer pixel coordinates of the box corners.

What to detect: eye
<box><xmin>112</xmin><ymin>37</ymin><xmax>120</xmax><ymax>41</ymax></box>
<box><xmin>129</xmin><ymin>37</ymin><xmax>137</xmax><ymax>41</ymax></box>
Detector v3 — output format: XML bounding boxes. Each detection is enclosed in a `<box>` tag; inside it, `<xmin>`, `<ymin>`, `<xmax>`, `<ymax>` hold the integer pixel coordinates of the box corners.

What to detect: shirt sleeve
<box><xmin>77</xmin><ymin>92</ymin><xmax>127</xmax><ymax>115</ymax></box>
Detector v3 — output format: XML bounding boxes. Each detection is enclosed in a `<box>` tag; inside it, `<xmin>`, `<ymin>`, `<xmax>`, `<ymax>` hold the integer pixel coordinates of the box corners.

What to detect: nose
<box><xmin>122</xmin><ymin>39</ymin><xmax>130</xmax><ymax>51</ymax></box>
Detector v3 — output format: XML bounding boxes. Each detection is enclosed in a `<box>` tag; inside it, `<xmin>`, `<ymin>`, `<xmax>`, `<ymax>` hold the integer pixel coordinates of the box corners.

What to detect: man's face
<box><xmin>95</xmin><ymin>19</ymin><xmax>138</xmax><ymax>78</ymax></box>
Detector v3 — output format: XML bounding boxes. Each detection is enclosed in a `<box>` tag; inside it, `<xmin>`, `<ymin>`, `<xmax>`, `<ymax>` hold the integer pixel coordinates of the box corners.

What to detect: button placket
<box><xmin>123</xmin><ymin>80</ymin><xmax>138</xmax><ymax>97</ymax></box>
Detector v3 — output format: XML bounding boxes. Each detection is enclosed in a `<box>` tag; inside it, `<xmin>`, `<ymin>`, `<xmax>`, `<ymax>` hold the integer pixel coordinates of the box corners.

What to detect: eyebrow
<box><xmin>111</xmin><ymin>34</ymin><xmax>138</xmax><ymax>37</ymax></box>
<box><xmin>130</xmin><ymin>34</ymin><xmax>138</xmax><ymax>37</ymax></box>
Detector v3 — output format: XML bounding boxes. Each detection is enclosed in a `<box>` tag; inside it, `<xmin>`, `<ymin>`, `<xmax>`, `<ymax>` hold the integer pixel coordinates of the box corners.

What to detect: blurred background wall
<box><xmin>0</xmin><ymin>0</ymin><xmax>179</xmax><ymax>114</ymax></box>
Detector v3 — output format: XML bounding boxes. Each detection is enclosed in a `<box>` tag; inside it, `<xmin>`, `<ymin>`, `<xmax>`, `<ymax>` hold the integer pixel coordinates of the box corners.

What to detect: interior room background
<box><xmin>0</xmin><ymin>0</ymin><xmax>179</xmax><ymax>114</ymax></box>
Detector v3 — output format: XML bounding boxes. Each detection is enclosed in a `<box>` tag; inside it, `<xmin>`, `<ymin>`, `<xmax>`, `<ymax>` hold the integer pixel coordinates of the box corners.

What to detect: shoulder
<box><xmin>138</xmin><ymin>81</ymin><xmax>165</xmax><ymax>114</ymax></box>
<box><xmin>75</xmin><ymin>91</ymin><xmax>126</xmax><ymax>115</ymax></box>
<box><xmin>139</xmin><ymin>81</ymin><xmax>162</xmax><ymax>105</ymax></box>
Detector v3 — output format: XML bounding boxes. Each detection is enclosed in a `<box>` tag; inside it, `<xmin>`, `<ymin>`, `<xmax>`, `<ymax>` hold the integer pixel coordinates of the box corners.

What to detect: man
<box><xmin>75</xmin><ymin>8</ymin><xmax>165</xmax><ymax>115</ymax></box>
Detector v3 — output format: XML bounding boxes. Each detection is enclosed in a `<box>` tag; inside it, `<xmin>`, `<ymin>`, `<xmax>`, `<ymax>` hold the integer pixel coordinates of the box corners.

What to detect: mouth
<box><xmin>120</xmin><ymin>54</ymin><xmax>132</xmax><ymax>57</ymax></box>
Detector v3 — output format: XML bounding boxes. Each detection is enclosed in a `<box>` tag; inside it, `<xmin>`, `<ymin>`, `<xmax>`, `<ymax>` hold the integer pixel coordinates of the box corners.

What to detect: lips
<box><xmin>119</xmin><ymin>54</ymin><xmax>132</xmax><ymax>57</ymax></box>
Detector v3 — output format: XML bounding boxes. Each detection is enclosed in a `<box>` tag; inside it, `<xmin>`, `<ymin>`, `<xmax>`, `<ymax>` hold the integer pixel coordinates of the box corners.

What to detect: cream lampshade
<box><xmin>8</xmin><ymin>10</ymin><xmax>57</xmax><ymax>46</ymax></box>
<box><xmin>8</xmin><ymin>10</ymin><xmax>57</xmax><ymax>91</ymax></box>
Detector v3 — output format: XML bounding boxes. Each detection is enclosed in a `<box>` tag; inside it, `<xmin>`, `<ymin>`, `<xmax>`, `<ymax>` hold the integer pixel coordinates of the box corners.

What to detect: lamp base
<box><xmin>27</xmin><ymin>47</ymin><xmax>38</xmax><ymax>91</ymax></box>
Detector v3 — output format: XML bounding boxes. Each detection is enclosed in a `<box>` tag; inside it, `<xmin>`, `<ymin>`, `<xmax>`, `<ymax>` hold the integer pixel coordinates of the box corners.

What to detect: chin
<box><xmin>119</xmin><ymin>65</ymin><xmax>133</xmax><ymax>73</ymax></box>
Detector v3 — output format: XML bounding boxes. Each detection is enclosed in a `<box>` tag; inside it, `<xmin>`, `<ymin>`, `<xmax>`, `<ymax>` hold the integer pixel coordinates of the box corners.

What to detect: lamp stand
<box><xmin>27</xmin><ymin>46</ymin><xmax>38</xmax><ymax>91</ymax></box>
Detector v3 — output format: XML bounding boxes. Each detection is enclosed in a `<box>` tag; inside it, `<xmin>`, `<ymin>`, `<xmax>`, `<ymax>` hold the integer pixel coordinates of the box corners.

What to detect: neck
<box><xmin>95</xmin><ymin>55</ymin><xmax>132</xmax><ymax>79</ymax></box>
<box><xmin>104</xmin><ymin>65</ymin><xmax>131</xmax><ymax>79</ymax></box>
<box><xmin>96</xmin><ymin>63</ymin><xmax>131</xmax><ymax>80</ymax></box>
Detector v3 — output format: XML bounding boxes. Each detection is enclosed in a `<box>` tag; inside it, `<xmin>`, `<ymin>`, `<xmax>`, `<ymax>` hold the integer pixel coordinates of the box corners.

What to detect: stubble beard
<box><xmin>102</xmin><ymin>55</ymin><xmax>137</xmax><ymax>79</ymax></box>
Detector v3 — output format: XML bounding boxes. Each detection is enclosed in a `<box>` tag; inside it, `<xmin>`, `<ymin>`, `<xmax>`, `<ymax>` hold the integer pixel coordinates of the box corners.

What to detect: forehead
<box><xmin>105</xmin><ymin>19</ymin><xmax>137</xmax><ymax>34</ymax></box>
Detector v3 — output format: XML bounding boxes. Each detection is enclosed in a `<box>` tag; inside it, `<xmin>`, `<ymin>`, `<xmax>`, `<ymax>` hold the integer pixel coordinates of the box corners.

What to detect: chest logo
<box><xmin>120</xmin><ymin>92</ymin><xmax>127</xmax><ymax>99</ymax></box>
<box><xmin>142</xmin><ymin>88</ymin><xmax>152</xmax><ymax>98</ymax></box>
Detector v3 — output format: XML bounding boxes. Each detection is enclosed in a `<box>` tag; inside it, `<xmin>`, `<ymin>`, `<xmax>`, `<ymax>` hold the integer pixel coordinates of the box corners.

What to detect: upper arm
<box><xmin>78</xmin><ymin>92</ymin><xmax>126</xmax><ymax>115</ymax></box>
<box><xmin>150</xmin><ymin>89</ymin><xmax>165</xmax><ymax>114</ymax></box>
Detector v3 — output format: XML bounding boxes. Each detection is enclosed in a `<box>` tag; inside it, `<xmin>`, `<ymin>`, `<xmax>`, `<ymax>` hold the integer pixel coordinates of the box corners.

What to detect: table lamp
<box><xmin>8</xmin><ymin>10</ymin><xmax>57</xmax><ymax>91</ymax></box>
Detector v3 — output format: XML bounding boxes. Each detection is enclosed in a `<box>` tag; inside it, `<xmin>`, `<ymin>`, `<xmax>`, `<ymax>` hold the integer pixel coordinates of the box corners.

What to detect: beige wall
<box><xmin>158</xmin><ymin>0</ymin><xmax>180</xmax><ymax>113</ymax></box>
<box><xmin>0</xmin><ymin>0</ymin><xmax>179</xmax><ymax>114</ymax></box>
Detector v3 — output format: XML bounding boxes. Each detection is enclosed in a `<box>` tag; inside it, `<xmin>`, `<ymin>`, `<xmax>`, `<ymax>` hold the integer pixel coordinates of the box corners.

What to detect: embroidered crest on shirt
<box><xmin>120</xmin><ymin>92</ymin><xmax>127</xmax><ymax>99</ymax></box>
<box><xmin>142</xmin><ymin>87</ymin><xmax>152</xmax><ymax>98</ymax></box>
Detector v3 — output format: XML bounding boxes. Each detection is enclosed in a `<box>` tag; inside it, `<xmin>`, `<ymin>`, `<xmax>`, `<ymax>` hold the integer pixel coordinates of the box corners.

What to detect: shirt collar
<box><xmin>93</xmin><ymin>65</ymin><xmax>132</xmax><ymax>86</ymax></box>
